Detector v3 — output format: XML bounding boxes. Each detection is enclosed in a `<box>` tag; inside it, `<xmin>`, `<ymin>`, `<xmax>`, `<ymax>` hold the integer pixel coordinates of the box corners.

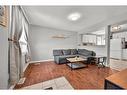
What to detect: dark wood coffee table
<box><xmin>66</xmin><ymin>57</ymin><xmax>88</xmax><ymax>70</ymax></box>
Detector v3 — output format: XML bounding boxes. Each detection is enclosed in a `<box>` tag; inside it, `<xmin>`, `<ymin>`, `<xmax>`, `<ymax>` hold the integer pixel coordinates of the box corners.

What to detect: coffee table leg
<box><xmin>97</xmin><ymin>58</ymin><xmax>100</xmax><ymax>68</ymax></box>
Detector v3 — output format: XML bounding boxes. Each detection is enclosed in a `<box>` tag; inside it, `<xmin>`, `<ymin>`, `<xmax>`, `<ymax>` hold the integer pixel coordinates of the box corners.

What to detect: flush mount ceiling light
<box><xmin>68</xmin><ymin>12</ymin><xmax>81</xmax><ymax>21</ymax></box>
<box><xmin>111</xmin><ymin>25</ymin><xmax>121</xmax><ymax>32</ymax></box>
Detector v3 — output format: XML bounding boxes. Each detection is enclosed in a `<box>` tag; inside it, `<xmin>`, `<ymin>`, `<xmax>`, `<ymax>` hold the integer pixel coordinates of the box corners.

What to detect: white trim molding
<box><xmin>23</xmin><ymin>63</ymin><xmax>30</xmax><ymax>73</ymax></box>
<box><xmin>28</xmin><ymin>59</ymin><xmax>54</xmax><ymax>64</ymax></box>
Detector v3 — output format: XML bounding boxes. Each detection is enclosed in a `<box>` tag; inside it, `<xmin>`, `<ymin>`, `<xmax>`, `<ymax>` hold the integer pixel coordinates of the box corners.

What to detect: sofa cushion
<box><xmin>53</xmin><ymin>50</ymin><xmax>63</xmax><ymax>56</ymax></box>
<box><xmin>63</xmin><ymin>49</ymin><xmax>71</xmax><ymax>55</ymax></box>
<box><xmin>71</xmin><ymin>49</ymin><xmax>78</xmax><ymax>55</ymax></box>
<box><xmin>78</xmin><ymin>49</ymin><xmax>93</xmax><ymax>56</ymax></box>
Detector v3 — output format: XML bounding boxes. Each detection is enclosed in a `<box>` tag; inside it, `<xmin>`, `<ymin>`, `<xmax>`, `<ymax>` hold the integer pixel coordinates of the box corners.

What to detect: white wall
<box><xmin>29</xmin><ymin>25</ymin><xmax>78</xmax><ymax>61</ymax></box>
<box><xmin>0</xmin><ymin>26</ymin><xmax>8</xmax><ymax>89</ymax></box>
<box><xmin>0</xmin><ymin>6</ymin><xmax>9</xmax><ymax>89</ymax></box>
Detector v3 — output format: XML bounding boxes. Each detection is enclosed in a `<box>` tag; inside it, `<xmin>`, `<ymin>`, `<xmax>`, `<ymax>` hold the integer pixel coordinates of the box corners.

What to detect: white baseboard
<box><xmin>23</xmin><ymin>63</ymin><xmax>30</xmax><ymax>72</ymax></box>
<box><xmin>9</xmin><ymin>84</ymin><xmax>16</xmax><ymax>89</ymax></box>
<box><xmin>17</xmin><ymin>77</ymin><xmax>26</xmax><ymax>85</ymax></box>
<box><xmin>29</xmin><ymin>59</ymin><xmax>54</xmax><ymax>64</ymax></box>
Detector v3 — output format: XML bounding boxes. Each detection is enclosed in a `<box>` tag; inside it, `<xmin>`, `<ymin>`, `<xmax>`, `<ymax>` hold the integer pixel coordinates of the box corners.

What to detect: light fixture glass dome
<box><xmin>68</xmin><ymin>12</ymin><xmax>81</xmax><ymax>21</ymax></box>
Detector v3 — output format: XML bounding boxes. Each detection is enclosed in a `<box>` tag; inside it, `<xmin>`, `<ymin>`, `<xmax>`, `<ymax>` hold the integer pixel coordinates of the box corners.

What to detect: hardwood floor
<box><xmin>14</xmin><ymin>61</ymin><xmax>118</xmax><ymax>89</ymax></box>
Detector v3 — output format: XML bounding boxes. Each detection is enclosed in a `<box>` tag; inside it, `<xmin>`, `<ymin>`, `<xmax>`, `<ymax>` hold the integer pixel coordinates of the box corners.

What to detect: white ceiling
<box><xmin>23</xmin><ymin>6</ymin><xmax>127</xmax><ymax>33</ymax></box>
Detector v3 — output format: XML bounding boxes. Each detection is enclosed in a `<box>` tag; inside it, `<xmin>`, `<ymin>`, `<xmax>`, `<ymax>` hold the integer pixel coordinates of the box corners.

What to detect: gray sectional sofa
<box><xmin>53</xmin><ymin>49</ymin><xmax>96</xmax><ymax>64</ymax></box>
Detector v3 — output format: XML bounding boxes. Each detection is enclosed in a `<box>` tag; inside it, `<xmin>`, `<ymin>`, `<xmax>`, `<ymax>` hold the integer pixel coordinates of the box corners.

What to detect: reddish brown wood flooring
<box><xmin>14</xmin><ymin>61</ymin><xmax>118</xmax><ymax>89</ymax></box>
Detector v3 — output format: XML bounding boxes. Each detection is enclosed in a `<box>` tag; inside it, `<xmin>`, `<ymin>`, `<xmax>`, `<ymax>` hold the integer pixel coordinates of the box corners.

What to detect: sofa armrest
<box><xmin>54</xmin><ymin>56</ymin><xmax>60</xmax><ymax>64</ymax></box>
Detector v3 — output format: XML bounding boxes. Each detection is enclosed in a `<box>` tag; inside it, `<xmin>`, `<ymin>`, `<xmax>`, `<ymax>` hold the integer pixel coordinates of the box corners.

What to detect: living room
<box><xmin>1</xmin><ymin>5</ymin><xmax>127</xmax><ymax>91</ymax></box>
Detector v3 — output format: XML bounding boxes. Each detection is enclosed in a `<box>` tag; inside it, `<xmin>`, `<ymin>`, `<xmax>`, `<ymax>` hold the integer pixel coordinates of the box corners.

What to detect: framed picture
<box><xmin>0</xmin><ymin>6</ymin><xmax>8</xmax><ymax>27</ymax></box>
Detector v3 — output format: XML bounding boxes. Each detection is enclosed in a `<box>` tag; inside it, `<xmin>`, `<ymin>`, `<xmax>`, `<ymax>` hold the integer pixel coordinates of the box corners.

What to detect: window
<box><xmin>82</xmin><ymin>34</ymin><xmax>105</xmax><ymax>46</ymax></box>
<box><xmin>82</xmin><ymin>35</ymin><xmax>96</xmax><ymax>44</ymax></box>
<box><xmin>96</xmin><ymin>35</ymin><xmax>105</xmax><ymax>45</ymax></box>
<box><xmin>19</xmin><ymin>25</ymin><xmax>28</xmax><ymax>54</ymax></box>
<box><xmin>97</xmin><ymin>36</ymin><xmax>102</xmax><ymax>45</ymax></box>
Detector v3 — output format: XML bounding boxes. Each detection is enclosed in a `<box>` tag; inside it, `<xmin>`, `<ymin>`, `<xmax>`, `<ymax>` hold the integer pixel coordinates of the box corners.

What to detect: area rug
<box><xmin>21</xmin><ymin>76</ymin><xmax>74</xmax><ymax>90</ymax></box>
